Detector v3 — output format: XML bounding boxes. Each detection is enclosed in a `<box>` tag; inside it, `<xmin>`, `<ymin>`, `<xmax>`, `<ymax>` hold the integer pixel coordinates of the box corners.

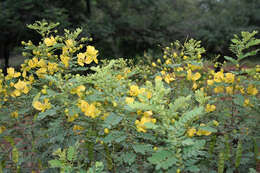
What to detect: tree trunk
<box><xmin>86</xmin><ymin>0</ymin><xmax>91</xmax><ymax>17</ymax></box>
<box><xmin>0</xmin><ymin>42</ymin><xmax>10</xmax><ymax>74</ymax></box>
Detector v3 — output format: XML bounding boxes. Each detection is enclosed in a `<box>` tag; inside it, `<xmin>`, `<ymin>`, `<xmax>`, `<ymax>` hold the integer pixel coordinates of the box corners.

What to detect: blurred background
<box><xmin>0</xmin><ymin>0</ymin><xmax>260</xmax><ymax>68</ymax></box>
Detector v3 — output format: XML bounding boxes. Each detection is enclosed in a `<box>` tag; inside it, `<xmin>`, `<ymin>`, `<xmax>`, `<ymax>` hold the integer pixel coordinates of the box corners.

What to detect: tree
<box><xmin>196</xmin><ymin>0</ymin><xmax>260</xmax><ymax>58</ymax></box>
<box><xmin>0</xmin><ymin>0</ymin><xmax>85</xmax><ymax>71</ymax></box>
<box><xmin>85</xmin><ymin>0</ymin><xmax>202</xmax><ymax>59</ymax></box>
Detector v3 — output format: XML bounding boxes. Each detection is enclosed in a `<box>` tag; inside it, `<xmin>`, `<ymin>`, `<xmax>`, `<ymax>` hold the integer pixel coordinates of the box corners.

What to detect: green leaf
<box><xmin>182</xmin><ymin>138</ymin><xmax>195</xmax><ymax>146</ymax></box>
<box><xmin>104</xmin><ymin>113</ymin><xmax>122</xmax><ymax>126</ymax></box>
<box><xmin>144</xmin><ymin>122</ymin><xmax>157</xmax><ymax>130</ymax></box>
<box><xmin>133</xmin><ymin>144</ymin><xmax>152</xmax><ymax>154</ymax></box>
<box><xmin>103</xmin><ymin>131</ymin><xmax>126</xmax><ymax>143</ymax></box>
<box><xmin>247</xmin><ymin>39</ymin><xmax>260</xmax><ymax>48</ymax></box>
<box><xmin>122</xmin><ymin>152</ymin><xmax>136</xmax><ymax>165</ymax></box>
<box><xmin>67</xmin><ymin>146</ymin><xmax>76</xmax><ymax>161</ymax></box>
<box><xmin>37</xmin><ymin>108</ymin><xmax>57</xmax><ymax>120</ymax></box>
<box><xmin>48</xmin><ymin>160</ymin><xmax>63</xmax><ymax>168</ymax></box>
<box><xmin>233</xmin><ymin>94</ymin><xmax>244</xmax><ymax>106</ymax></box>
<box><xmin>231</xmin><ymin>39</ymin><xmax>239</xmax><ymax>44</ymax></box>
<box><xmin>224</xmin><ymin>56</ymin><xmax>237</xmax><ymax>64</ymax></box>
<box><xmin>12</xmin><ymin>147</ymin><xmax>19</xmax><ymax>164</ymax></box>
<box><xmin>160</xmin><ymin>157</ymin><xmax>178</xmax><ymax>170</ymax></box>
<box><xmin>238</xmin><ymin>50</ymin><xmax>259</xmax><ymax>60</ymax></box>
<box><xmin>170</xmin><ymin>95</ymin><xmax>191</xmax><ymax>112</ymax></box>
<box><xmin>199</xmin><ymin>126</ymin><xmax>217</xmax><ymax>133</ymax></box>
<box><xmin>249</xmin><ymin>168</ymin><xmax>258</xmax><ymax>173</ymax></box>
<box><xmin>32</xmin><ymin>93</ymin><xmax>41</xmax><ymax>104</ymax></box>
<box><xmin>148</xmin><ymin>150</ymin><xmax>177</xmax><ymax>170</ymax></box>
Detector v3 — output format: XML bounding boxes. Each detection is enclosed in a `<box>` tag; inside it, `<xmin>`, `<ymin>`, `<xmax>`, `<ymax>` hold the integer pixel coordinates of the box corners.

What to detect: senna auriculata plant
<box><xmin>0</xmin><ymin>21</ymin><xmax>259</xmax><ymax>173</ymax></box>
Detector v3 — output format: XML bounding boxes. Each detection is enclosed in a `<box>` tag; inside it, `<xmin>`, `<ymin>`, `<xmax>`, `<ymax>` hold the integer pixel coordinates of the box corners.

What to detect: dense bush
<box><xmin>0</xmin><ymin>21</ymin><xmax>259</xmax><ymax>173</ymax></box>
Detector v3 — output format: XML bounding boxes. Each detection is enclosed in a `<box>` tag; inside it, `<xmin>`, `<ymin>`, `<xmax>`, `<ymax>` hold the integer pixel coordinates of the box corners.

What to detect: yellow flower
<box><xmin>247</xmin><ymin>84</ymin><xmax>258</xmax><ymax>95</ymax></box>
<box><xmin>135</xmin><ymin>115</ymin><xmax>156</xmax><ymax>133</ymax></box>
<box><xmin>152</xmin><ymin>62</ymin><xmax>157</xmax><ymax>67</ymax></box>
<box><xmin>62</xmin><ymin>46</ymin><xmax>69</xmax><ymax>55</ymax></box>
<box><xmin>188</xmin><ymin>64</ymin><xmax>202</xmax><ymax>71</ymax></box>
<box><xmin>244</xmin><ymin>99</ymin><xmax>250</xmax><ymax>107</ymax></box>
<box><xmin>14</xmin><ymin>80</ymin><xmax>30</xmax><ymax>93</ymax></box>
<box><xmin>112</xmin><ymin>101</ymin><xmax>117</xmax><ymax>107</ymax></box>
<box><xmin>70</xmin><ymin>85</ymin><xmax>86</xmax><ymax>97</ymax></box>
<box><xmin>67</xmin><ymin>114</ymin><xmax>79</xmax><ymax>122</ymax></box>
<box><xmin>11</xmin><ymin>89</ymin><xmax>21</xmax><ymax>97</ymax></box>
<box><xmin>206</xmin><ymin>104</ymin><xmax>216</xmax><ymax>113</ymax></box>
<box><xmin>214</xmin><ymin>71</ymin><xmax>224</xmax><ymax>83</ymax></box>
<box><xmin>125</xmin><ymin>97</ymin><xmax>134</xmax><ymax>104</ymax></box>
<box><xmin>164</xmin><ymin>73</ymin><xmax>175</xmax><ymax>84</ymax></box>
<box><xmin>0</xmin><ymin>126</ymin><xmax>6</xmax><ymax>134</ymax></box>
<box><xmin>176</xmin><ymin>67</ymin><xmax>184</xmax><ymax>72</ymax></box>
<box><xmin>225</xmin><ymin>86</ymin><xmax>233</xmax><ymax>95</ymax></box>
<box><xmin>153</xmin><ymin>147</ymin><xmax>158</xmax><ymax>151</ymax></box>
<box><xmin>101</xmin><ymin>112</ymin><xmax>110</xmax><ymax>120</ymax></box>
<box><xmin>197</xmin><ymin>129</ymin><xmax>211</xmax><ymax>136</ymax></box>
<box><xmin>196</xmin><ymin>124</ymin><xmax>212</xmax><ymax>136</ymax></box>
<box><xmin>41</xmin><ymin>88</ymin><xmax>47</xmax><ymax>94</ymax></box>
<box><xmin>224</xmin><ymin>73</ymin><xmax>235</xmax><ymax>83</ymax></box>
<box><xmin>47</xmin><ymin>62</ymin><xmax>59</xmax><ymax>75</ymax></box>
<box><xmin>187</xmin><ymin>69</ymin><xmax>192</xmax><ymax>80</ymax></box>
<box><xmin>116</xmin><ymin>74</ymin><xmax>124</xmax><ymax>80</ymax></box>
<box><xmin>28</xmin><ymin>58</ymin><xmax>38</xmax><ymax>68</ymax></box>
<box><xmin>65</xmin><ymin>39</ymin><xmax>74</xmax><ymax>47</ymax></box>
<box><xmin>129</xmin><ymin>85</ymin><xmax>140</xmax><ymax>96</ymax></box>
<box><xmin>36</xmin><ymin>68</ymin><xmax>47</xmax><ymax>78</ymax></box>
<box><xmin>235</xmin><ymin>85</ymin><xmax>245</xmax><ymax>94</ymax></box>
<box><xmin>32</xmin><ymin>98</ymin><xmax>52</xmax><ymax>112</ymax></box>
<box><xmin>137</xmin><ymin>110</ymin><xmax>142</xmax><ymax>116</ymax></box>
<box><xmin>85</xmin><ymin>46</ymin><xmax>99</xmax><ymax>64</ymax></box>
<box><xmin>161</xmin><ymin>71</ymin><xmax>166</xmax><ymax>75</ymax></box>
<box><xmin>183</xmin><ymin>55</ymin><xmax>188</xmax><ymax>60</ymax></box>
<box><xmin>155</xmin><ymin>76</ymin><xmax>162</xmax><ymax>81</ymax></box>
<box><xmin>256</xmin><ymin>65</ymin><xmax>260</xmax><ymax>72</ymax></box>
<box><xmin>213</xmin><ymin>120</ymin><xmax>219</xmax><ymax>126</ymax></box>
<box><xmin>11</xmin><ymin>111</ymin><xmax>19</xmax><ymax>118</ymax></box>
<box><xmin>214</xmin><ymin>86</ymin><xmax>224</xmax><ymax>93</ymax></box>
<box><xmin>187</xmin><ymin>128</ymin><xmax>196</xmax><ymax>137</ymax></box>
<box><xmin>28</xmin><ymin>75</ymin><xmax>35</xmax><ymax>84</ymax></box>
<box><xmin>77</xmin><ymin>52</ymin><xmax>85</xmax><ymax>66</ymax></box>
<box><xmin>207</xmin><ymin>80</ymin><xmax>214</xmax><ymax>86</ymax></box>
<box><xmin>143</xmin><ymin>111</ymin><xmax>153</xmax><ymax>117</ymax></box>
<box><xmin>5</xmin><ymin>68</ymin><xmax>21</xmax><ymax>80</ymax></box>
<box><xmin>22</xmin><ymin>69</ymin><xmax>27</xmax><ymax>78</ymax></box>
<box><xmin>73</xmin><ymin>125</ymin><xmax>84</xmax><ymax>131</ymax></box>
<box><xmin>60</xmin><ymin>54</ymin><xmax>70</xmax><ymax>68</ymax></box>
<box><xmin>79</xmin><ymin>100</ymin><xmax>100</xmax><ymax>118</ymax></box>
<box><xmin>173</xmin><ymin>52</ymin><xmax>177</xmax><ymax>58</ymax></box>
<box><xmin>187</xmin><ymin>70</ymin><xmax>201</xmax><ymax>81</ymax></box>
<box><xmin>192</xmin><ymin>83</ymin><xmax>198</xmax><ymax>90</ymax></box>
<box><xmin>165</xmin><ymin>59</ymin><xmax>171</xmax><ymax>65</ymax></box>
<box><xmin>104</xmin><ymin>128</ymin><xmax>109</xmax><ymax>134</ymax></box>
<box><xmin>37</xmin><ymin>59</ymin><xmax>46</xmax><ymax>67</ymax></box>
<box><xmin>44</xmin><ymin>36</ymin><xmax>56</xmax><ymax>46</ymax></box>
<box><xmin>146</xmin><ymin>91</ymin><xmax>152</xmax><ymax>99</ymax></box>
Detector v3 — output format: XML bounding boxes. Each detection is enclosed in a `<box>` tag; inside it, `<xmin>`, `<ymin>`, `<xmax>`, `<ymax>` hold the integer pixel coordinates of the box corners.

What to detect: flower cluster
<box><xmin>135</xmin><ymin>111</ymin><xmax>156</xmax><ymax>133</ymax></box>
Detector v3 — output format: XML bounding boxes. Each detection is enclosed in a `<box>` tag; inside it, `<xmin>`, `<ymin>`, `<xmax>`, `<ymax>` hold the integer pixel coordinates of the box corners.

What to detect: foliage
<box><xmin>1</xmin><ymin>0</ymin><xmax>260</xmax><ymax>66</ymax></box>
<box><xmin>0</xmin><ymin>21</ymin><xmax>259</xmax><ymax>173</ymax></box>
<box><xmin>224</xmin><ymin>31</ymin><xmax>260</xmax><ymax>65</ymax></box>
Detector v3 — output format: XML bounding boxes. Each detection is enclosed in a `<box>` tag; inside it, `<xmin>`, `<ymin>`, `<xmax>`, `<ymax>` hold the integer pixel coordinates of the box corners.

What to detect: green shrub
<box><xmin>0</xmin><ymin>21</ymin><xmax>259</xmax><ymax>173</ymax></box>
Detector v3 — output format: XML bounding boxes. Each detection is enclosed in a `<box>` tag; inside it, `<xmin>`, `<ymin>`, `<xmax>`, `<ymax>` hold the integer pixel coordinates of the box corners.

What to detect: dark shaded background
<box><xmin>1</xmin><ymin>0</ymin><xmax>260</xmax><ymax>69</ymax></box>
